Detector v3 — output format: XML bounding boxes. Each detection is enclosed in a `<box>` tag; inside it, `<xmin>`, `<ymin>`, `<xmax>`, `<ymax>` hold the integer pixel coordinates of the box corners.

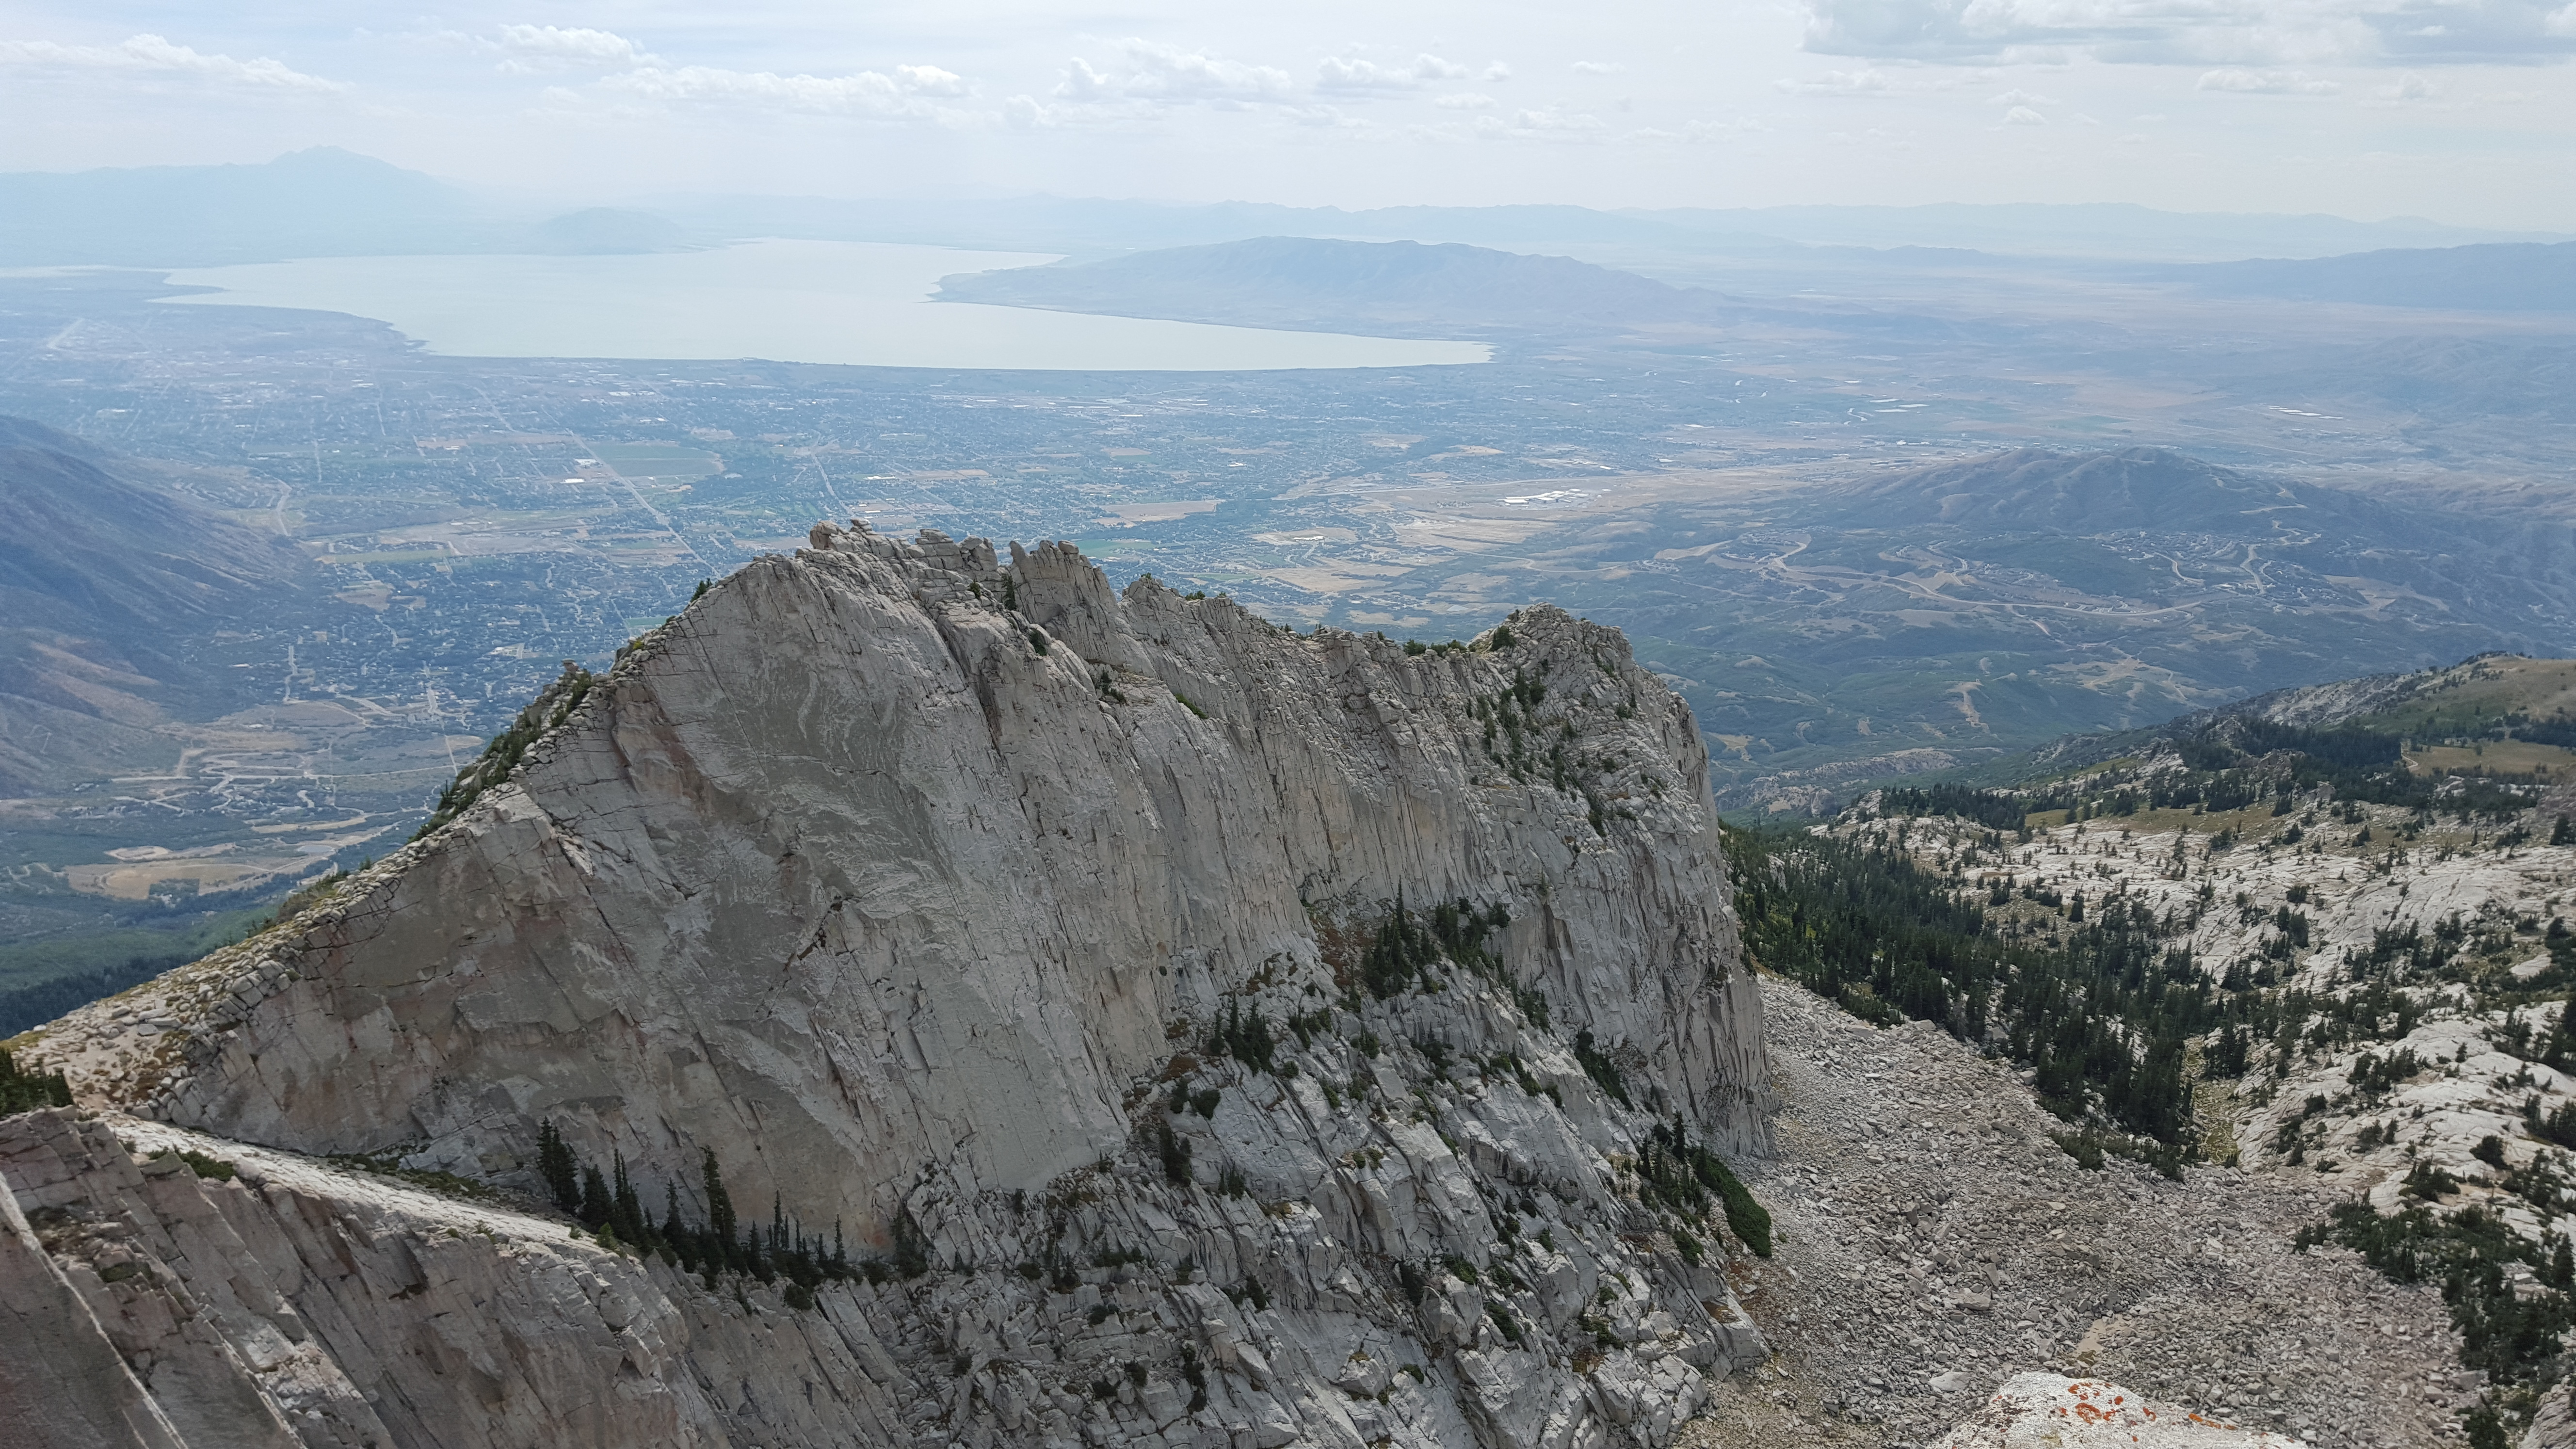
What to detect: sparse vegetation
<box><xmin>1635</xmin><ymin>1114</ymin><xmax>1771</xmax><ymax>1256</ymax></box>
<box><xmin>412</xmin><ymin>661</ymin><xmax>594</xmax><ymax>841</ymax></box>
<box><xmin>157</xmin><ymin>1146</ymin><xmax>237</xmax><ymax>1181</ymax></box>
<box><xmin>0</xmin><ymin>1046</ymin><xmax>73</xmax><ymax>1115</ymax></box>
<box><xmin>2300</xmin><ymin>1200</ymin><xmax>2576</xmax><ymax>1397</ymax></box>
<box><xmin>1572</xmin><ymin>1029</ymin><xmax>1631</xmax><ymax>1109</ymax></box>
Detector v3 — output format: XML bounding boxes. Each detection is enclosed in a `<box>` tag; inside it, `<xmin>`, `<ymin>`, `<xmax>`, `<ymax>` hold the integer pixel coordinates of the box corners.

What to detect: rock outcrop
<box><xmin>7</xmin><ymin>525</ymin><xmax>1775</xmax><ymax>1449</ymax></box>
<box><xmin>1931</xmin><ymin>1374</ymin><xmax>2309</xmax><ymax>1448</ymax></box>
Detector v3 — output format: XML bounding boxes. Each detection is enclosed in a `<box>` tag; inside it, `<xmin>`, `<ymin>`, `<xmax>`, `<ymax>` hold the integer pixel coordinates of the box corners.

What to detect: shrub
<box><xmin>1399</xmin><ymin>1261</ymin><xmax>1427</xmax><ymax>1304</ymax></box>
<box><xmin>2051</xmin><ymin>1129</ymin><xmax>2107</xmax><ymax>1171</ymax></box>
<box><xmin>1211</xmin><ymin>1001</ymin><xmax>1277</xmax><ymax>1072</ymax></box>
<box><xmin>2351</xmin><ymin>1048</ymin><xmax>2423</xmax><ymax>1097</ymax></box>
<box><xmin>2401</xmin><ymin>1161</ymin><xmax>2461</xmax><ymax>1199</ymax></box>
<box><xmin>1572</xmin><ymin>1030</ymin><xmax>1630</xmax><ymax>1108</ymax></box>
<box><xmin>1157</xmin><ymin>1122</ymin><xmax>1194</xmax><ymax>1185</ymax></box>
<box><xmin>155</xmin><ymin>1147</ymin><xmax>237</xmax><ymax>1182</ymax></box>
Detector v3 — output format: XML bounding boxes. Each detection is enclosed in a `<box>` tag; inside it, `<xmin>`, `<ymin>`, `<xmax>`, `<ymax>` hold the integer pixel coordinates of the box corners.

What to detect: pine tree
<box><xmin>2209</xmin><ymin>1021</ymin><xmax>2250</xmax><ymax>1078</ymax></box>
<box><xmin>580</xmin><ymin>1164</ymin><xmax>612</xmax><ymax>1228</ymax></box>
<box><xmin>2545</xmin><ymin>1003</ymin><xmax>2576</xmax><ymax>1073</ymax></box>
<box><xmin>537</xmin><ymin>1121</ymin><xmax>581</xmax><ymax>1213</ymax></box>
<box><xmin>611</xmin><ymin>1153</ymin><xmax>646</xmax><ymax>1245</ymax></box>
<box><xmin>701</xmin><ymin>1150</ymin><xmax>737</xmax><ymax>1270</ymax></box>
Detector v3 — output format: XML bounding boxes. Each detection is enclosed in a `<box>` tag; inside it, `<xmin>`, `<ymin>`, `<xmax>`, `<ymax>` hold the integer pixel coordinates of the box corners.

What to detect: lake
<box><xmin>157</xmin><ymin>240</ymin><xmax>1490</xmax><ymax>372</ymax></box>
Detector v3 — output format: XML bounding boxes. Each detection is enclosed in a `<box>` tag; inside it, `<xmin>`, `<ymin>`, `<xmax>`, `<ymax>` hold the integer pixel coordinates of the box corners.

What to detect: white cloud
<box><xmin>599</xmin><ymin>62</ymin><xmax>966</xmax><ymax>114</ymax></box>
<box><xmin>896</xmin><ymin>64</ymin><xmax>969</xmax><ymax>97</ymax></box>
<box><xmin>2198</xmin><ymin>66</ymin><xmax>2343</xmax><ymax>92</ymax></box>
<box><xmin>1798</xmin><ymin>0</ymin><xmax>2576</xmax><ymax>66</ymax></box>
<box><xmin>1435</xmin><ymin>92</ymin><xmax>1500</xmax><ymax>109</ymax></box>
<box><xmin>1482</xmin><ymin>61</ymin><xmax>1514</xmax><ymax>80</ymax></box>
<box><xmin>1315</xmin><ymin>53</ymin><xmax>1470</xmax><ymax>92</ymax></box>
<box><xmin>2379</xmin><ymin>69</ymin><xmax>2437</xmax><ymax>97</ymax></box>
<box><xmin>0</xmin><ymin>33</ymin><xmax>349</xmax><ymax>93</ymax></box>
<box><xmin>1058</xmin><ymin>40</ymin><xmax>1293</xmax><ymax>104</ymax></box>
<box><xmin>2004</xmin><ymin>104</ymin><xmax>2048</xmax><ymax>123</ymax></box>
<box><xmin>1570</xmin><ymin>60</ymin><xmax>1624</xmax><ymax>73</ymax></box>
<box><xmin>495</xmin><ymin>24</ymin><xmax>650</xmax><ymax>68</ymax></box>
<box><xmin>1988</xmin><ymin>88</ymin><xmax>2060</xmax><ymax>105</ymax></box>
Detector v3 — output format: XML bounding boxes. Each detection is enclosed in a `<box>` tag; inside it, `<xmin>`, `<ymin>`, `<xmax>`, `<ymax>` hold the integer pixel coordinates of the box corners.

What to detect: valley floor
<box><xmin>1686</xmin><ymin>980</ymin><xmax>2463</xmax><ymax>1449</ymax></box>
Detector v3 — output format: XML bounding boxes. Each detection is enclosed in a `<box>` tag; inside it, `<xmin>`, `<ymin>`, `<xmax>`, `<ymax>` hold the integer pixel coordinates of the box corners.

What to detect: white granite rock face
<box><xmin>11</xmin><ymin>526</ymin><xmax>1774</xmax><ymax>1449</ymax></box>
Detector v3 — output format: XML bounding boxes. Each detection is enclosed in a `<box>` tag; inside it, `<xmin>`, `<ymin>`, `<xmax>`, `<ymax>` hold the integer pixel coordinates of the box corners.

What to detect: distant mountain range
<box><xmin>3</xmin><ymin>149</ymin><xmax>2565</xmax><ymax>271</ymax></box>
<box><xmin>935</xmin><ymin>236</ymin><xmax>1732</xmax><ymax>334</ymax></box>
<box><xmin>0</xmin><ymin>148</ymin><xmax>484</xmax><ymax>267</ymax></box>
<box><xmin>2178</xmin><ymin>241</ymin><xmax>2576</xmax><ymax>312</ymax></box>
<box><xmin>0</xmin><ymin>150</ymin><xmax>682</xmax><ymax>267</ymax></box>
<box><xmin>1450</xmin><ymin>445</ymin><xmax>2576</xmax><ymax>813</ymax></box>
<box><xmin>940</xmin><ymin>234</ymin><xmax>2576</xmax><ymax>337</ymax></box>
<box><xmin>0</xmin><ymin>417</ymin><xmax>311</xmax><ymax>795</ymax></box>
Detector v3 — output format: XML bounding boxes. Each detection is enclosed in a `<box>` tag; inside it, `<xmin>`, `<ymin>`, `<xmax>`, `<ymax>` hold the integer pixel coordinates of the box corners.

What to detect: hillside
<box><xmin>1793</xmin><ymin>653</ymin><xmax>2576</xmax><ymax>1445</ymax></box>
<box><xmin>1995</xmin><ymin>651</ymin><xmax>2576</xmax><ymax>787</ymax></box>
<box><xmin>937</xmin><ymin>236</ymin><xmax>1731</xmax><ymax>334</ymax></box>
<box><xmin>1483</xmin><ymin>446</ymin><xmax>2576</xmax><ymax>815</ymax></box>
<box><xmin>0</xmin><ymin>416</ymin><xmax>312</xmax><ymax>796</ymax></box>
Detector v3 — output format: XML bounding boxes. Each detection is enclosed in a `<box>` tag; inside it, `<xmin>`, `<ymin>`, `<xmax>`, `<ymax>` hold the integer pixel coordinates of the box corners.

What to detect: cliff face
<box><xmin>9</xmin><ymin>526</ymin><xmax>1774</xmax><ymax>1449</ymax></box>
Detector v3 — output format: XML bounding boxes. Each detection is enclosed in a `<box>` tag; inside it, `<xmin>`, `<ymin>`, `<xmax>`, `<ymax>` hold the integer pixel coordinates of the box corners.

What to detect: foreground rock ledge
<box><xmin>7</xmin><ymin>527</ymin><xmax>1777</xmax><ymax>1449</ymax></box>
<box><xmin>1932</xmin><ymin>1374</ymin><xmax>2310</xmax><ymax>1448</ymax></box>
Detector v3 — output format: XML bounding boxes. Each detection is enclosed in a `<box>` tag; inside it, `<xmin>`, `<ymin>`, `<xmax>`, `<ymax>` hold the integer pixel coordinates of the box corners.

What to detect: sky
<box><xmin>2</xmin><ymin>2</ymin><xmax>2572</xmax><ymax>229</ymax></box>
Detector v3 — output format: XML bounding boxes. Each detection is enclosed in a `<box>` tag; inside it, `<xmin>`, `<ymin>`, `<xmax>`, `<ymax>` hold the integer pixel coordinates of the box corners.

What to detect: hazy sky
<box><xmin>4</xmin><ymin>2</ymin><xmax>2572</xmax><ymax>228</ymax></box>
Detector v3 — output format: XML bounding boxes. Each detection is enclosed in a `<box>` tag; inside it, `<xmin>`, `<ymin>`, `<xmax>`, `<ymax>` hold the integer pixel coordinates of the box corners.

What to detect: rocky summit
<box><xmin>5</xmin><ymin>525</ymin><xmax>1780</xmax><ymax>1449</ymax></box>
